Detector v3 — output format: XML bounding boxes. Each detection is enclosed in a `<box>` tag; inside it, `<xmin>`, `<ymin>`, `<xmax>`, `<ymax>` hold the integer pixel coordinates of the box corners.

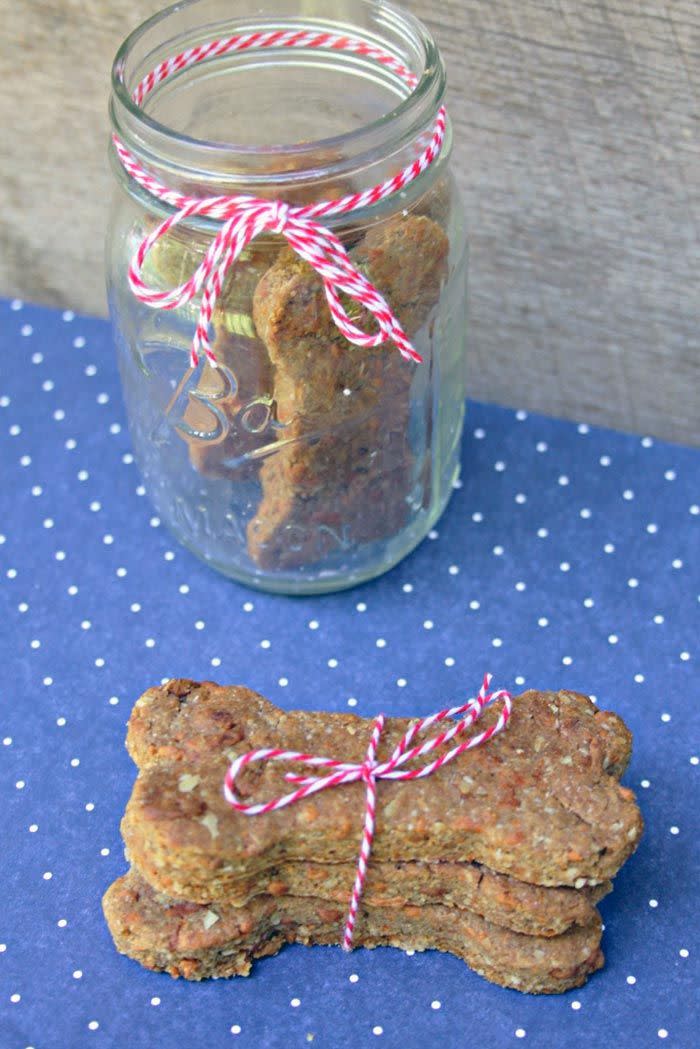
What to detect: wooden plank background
<box><xmin>1</xmin><ymin>1</ymin><xmax>698</xmax><ymax>444</ymax></box>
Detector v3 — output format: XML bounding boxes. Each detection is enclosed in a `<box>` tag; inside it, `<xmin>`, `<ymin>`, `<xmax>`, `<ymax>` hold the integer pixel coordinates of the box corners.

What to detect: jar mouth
<box><xmin>110</xmin><ymin>0</ymin><xmax>446</xmax><ymax>188</ymax></box>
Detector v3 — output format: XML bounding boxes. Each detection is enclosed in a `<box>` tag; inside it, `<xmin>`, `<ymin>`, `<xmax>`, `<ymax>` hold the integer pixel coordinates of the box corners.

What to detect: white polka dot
<box><xmin>89</xmin><ymin>501</ymin><xmax>100</xmax><ymax>512</ymax></box>
<box><xmin>88</xmin><ymin>1022</ymin><xmax>99</xmax><ymax>1031</ymax></box>
<box><xmin>515</xmin><ymin>1030</ymin><xmax>526</xmax><ymax>1039</ymax></box>
<box><xmin>151</xmin><ymin>997</ymin><xmax>161</xmax><ymax>1006</ymax></box>
<box><xmin>558</xmin><ymin>475</ymin><xmax>569</xmax><ymax>486</ymax></box>
<box><xmin>474</xmin><ymin>427</ymin><xmax>485</xmax><ymax>439</ymax></box>
<box><xmin>57</xmin><ymin>717</ymin><xmax>66</xmax><ymax>726</ymax></box>
<box><xmin>85</xmin><ymin>803</ymin><xmax>95</xmax><ymax>812</ymax></box>
<box><xmin>514</xmin><ymin>493</ymin><xmax>526</xmax><ymax>504</ymax></box>
<box><xmin>604</xmin><ymin>543</ymin><xmax>615</xmax><ymax>553</ymax></box>
<box><xmin>43</xmin><ymin>871</ymin><xmax>52</xmax><ymax>880</ymax></box>
<box><xmin>42</xmin><ymin>379</ymin><xmax>54</xmax><ymax>392</ymax></box>
<box><xmin>628</xmin><ymin>578</ymin><xmax>639</xmax><ymax>588</ymax></box>
<box><xmin>10</xmin><ymin>993</ymin><xmax>21</xmax><ymax>1003</ymax></box>
<box><xmin>2</xmin><ymin>737</ymin><xmax>11</xmax><ymax>745</ymax></box>
<box><xmin>623</xmin><ymin>489</ymin><xmax>634</xmax><ymax>501</ymax></box>
<box><xmin>449</xmin><ymin>564</ymin><xmax>460</xmax><ymax>574</ymax></box>
<box><xmin>680</xmin><ymin>651</ymin><xmax>690</xmax><ymax>661</ymax></box>
<box><xmin>515</xmin><ymin>675</ymin><xmax>525</xmax><ymax>686</ymax></box>
<box><xmin>537</xmin><ymin>527</ymin><xmax>548</xmax><ymax>538</ymax></box>
<box><xmin>70</xmin><ymin>758</ymin><xmax>79</xmax><ymax>767</ymax></box>
<box><xmin>690</xmin><ymin>757</ymin><xmax>698</xmax><ymax>766</ymax></box>
<box><xmin>680</xmin><ymin>948</ymin><xmax>689</xmax><ymax>957</ymax></box>
<box><xmin>493</xmin><ymin>545</ymin><xmax>504</xmax><ymax>556</ymax></box>
<box><xmin>583</xmin><ymin>597</ymin><xmax>594</xmax><ymax>608</ymax></box>
<box><xmin>469</xmin><ymin>600</ymin><xmax>480</xmax><ymax>610</ymax></box>
<box><xmin>81</xmin><ymin>620</ymin><xmax>91</xmax><ymax>630</ymax></box>
<box><xmin>116</xmin><ymin>568</ymin><xmax>127</xmax><ymax>578</ymax></box>
<box><xmin>347</xmin><ymin>698</ymin><xmax>358</xmax><ymax>707</ymax></box>
<box><xmin>634</xmin><ymin>674</ymin><xmax>645</xmax><ymax>683</ymax></box>
<box><xmin>647</xmin><ymin>523</ymin><xmax>658</xmax><ymax>534</ymax></box>
<box><xmin>55</xmin><ymin>551</ymin><xmax>66</xmax><ymax>561</ymax></box>
<box><xmin>626</xmin><ymin>975</ymin><xmax>636</xmax><ymax>985</ymax></box>
<box><xmin>649</xmin><ymin>899</ymin><xmax>658</xmax><ymax>908</ymax></box>
<box><xmin>397</xmin><ymin>678</ymin><xmax>407</xmax><ymax>688</ymax></box>
<box><xmin>445</xmin><ymin>657</ymin><xmax>455</xmax><ymax>667</ymax></box>
<box><xmin>109</xmin><ymin>697</ymin><xmax>119</xmax><ymax>706</ymax></box>
<box><xmin>150</xmin><ymin>516</ymin><xmax>160</xmax><ymax>527</ymax></box>
<box><xmin>7</xmin><ymin>568</ymin><xmax>17</xmax><ymax>578</ymax></box>
<box><xmin>211</xmin><ymin>657</ymin><xmax>221</xmax><ymax>668</ymax></box>
<box><xmin>9</xmin><ymin>424</ymin><xmax>21</xmax><ymax>436</ymax></box>
<box><xmin>95</xmin><ymin>658</ymin><xmax>105</xmax><ymax>668</ymax></box>
<box><xmin>109</xmin><ymin>423</ymin><xmax>122</xmax><ymax>435</ymax></box>
<box><xmin>356</xmin><ymin>603</ymin><xmax>367</xmax><ymax>612</ymax></box>
<box><xmin>375</xmin><ymin>638</ymin><xmax>386</xmax><ymax>648</ymax></box>
<box><xmin>562</xmin><ymin>656</ymin><xmax>573</xmax><ymax>666</ymax></box>
<box><xmin>57</xmin><ymin>919</ymin><xmax>67</xmax><ymax>927</ymax></box>
<box><xmin>349</xmin><ymin>973</ymin><xmax>359</xmax><ymax>983</ymax></box>
<box><xmin>0</xmin><ymin>395</ymin><xmax>9</xmax><ymax>407</ymax></box>
<box><xmin>243</xmin><ymin>602</ymin><xmax>254</xmax><ymax>612</ymax></box>
<box><xmin>29</xmin><ymin>824</ymin><xmax>38</xmax><ymax>832</ymax></box>
<box><xmin>145</xmin><ymin>638</ymin><xmax>156</xmax><ymax>648</ymax></box>
<box><xmin>278</xmin><ymin>677</ymin><xmax>288</xmax><ymax>687</ymax></box>
<box><xmin>136</xmin><ymin>485</ymin><xmax>146</xmax><ymax>496</ymax></box>
<box><xmin>402</xmin><ymin>583</ymin><xmax>413</xmax><ymax>593</ymax></box>
<box><xmin>21</xmin><ymin>323</ymin><xmax>33</xmax><ymax>336</ymax></box>
<box><xmin>472</xmin><ymin>512</ymin><xmax>483</xmax><ymax>523</ymax></box>
<box><xmin>10</xmin><ymin>298</ymin><xmax>23</xmax><ymax>310</ymax></box>
<box><xmin>494</xmin><ymin>461</ymin><xmax>506</xmax><ymax>472</ymax></box>
<box><xmin>73</xmin><ymin>970</ymin><xmax>83</xmax><ymax>979</ymax></box>
<box><xmin>308</xmin><ymin>619</ymin><xmax>319</xmax><ymax>630</ymax></box>
<box><xmin>690</xmin><ymin>504</ymin><xmax>699</xmax><ymax>515</ymax></box>
<box><xmin>62</xmin><ymin>310</ymin><xmax>74</xmax><ymax>321</ymax></box>
<box><xmin>97</xmin><ymin>393</ymin><xmax>109</xmax><ymax>404</ymax></box>
<box><xmin>65</xmin><ymin>438</ymin><xmax>77</xmax><ymax>450</ymax></box>
<box><xmin>641</xmin><ymin>779</ymin><xmax>650</xmax><ymax>788</ymax></box>
<box><xmin>538</xmin><ymin>617</ymin><xmax>549</xmax><ymax>627</ymax></box>
<box><xmin>431</xmin><ymin>1000</ymin><xmax>441</xmax><ymax>1010</ymax></box>
<box><xmin>608</xmin><ymin>634</ymin><xmax>619</xmax><ymax>645</ymax></box>
<box><xmin>100</xmin><ymin>848</ymin><xmax>110</xmax><ymax>857</ymax></box>
<box><xmin>428</xmin><ymin>529</ymin><xmax>439</xmax><ymax>539</ymax></box>
<box><xmin>560</xmin><ymin>561</ymin><xmax>570</xmax><ymax>572</ymax></box>
<box><xmin>672</xmin><ymin>558</ymin><xmax>683</xmax><ymax>569</ymax></box>
<box><xmin>580</xmin><ymin>508</ymin><xmax>592</xmax><ymax>518</ymax></box>
<box><xmin>423</xmin><ymin>620</ymin><xmax>433</xmax><ymax>630</ymax></box>
<box><xmin>53</xmin><ymin>409</ymin><xmax>65</xmax><ymax>421</ymax></box>
<box><xmin>492</xmin><ymin>637</ymin><xmax>503</xmax><ymax>648</ymax></box>
<box><xmin>372</xmin><ymin>1027</ymin><xmax>383</xmax><ymax>1037</ymax></box>
<box><xmin>536</xmin><ymin>441</ymin><xmax>548</xmax><ymax>453</ymax></box>
<box><xmin>230</xmin><ymin>1025</ymin><xmax>242</xmax><ymax>1035</ymax></box>
<box><xmin>103</xmin><ymin>534</ymin><xmax>114</xmax><ymax>545</ymax></box>
<box><xmin>290</xmin><ymin>998</ymin><xmax>301</xmax><ymax>1008</ymax></box>
<box><xmin>16</xmin><ymin>780</ymin><xmax>25</xmax><ymax>789</ymax></box>
<box><xmin>30</xmin><ymin>639</ymin><xmax>40</xmax><ymax>649</ymax></box>
<box><xmin>516</xmin><ymin>409</ymin><xmax>528</xmax><ymax>421</ymax></box>
<box><xmin>571</xmin><ymin>1001</ymin><xmax>581</xmax><ymax>1010</ymax></box>
<box><xmin>122</xmin><ymin>453</ymin><xmax>134</xmax><ymax>464</ymax></box>
<box><xmin>641</xmin><ymin>436</ymin><xmax>654</xmax><ymax>447</ymax></box>
<box><xmin>31</xmin><ymin>353</ymin><xmax>42</xmax><ymax>365</ymax></box>
<box><xmin>658</xmin><ymin>1031</ymin><xmax>668</xmax><ymax>1040</ymax></box>
<box><xmin>661</xmin><ymin>713</ymin><xmax>670</xmax><ymax>723</ymax></box>
<box><xmin>670</xmin><ymin>826</ymin><xmax>679</xmax><ymax>835</ymax></box>
<box><xmin>327</xmin><ymin>657</ymin><xmax>337</xmax><ymax>666</ymax></box>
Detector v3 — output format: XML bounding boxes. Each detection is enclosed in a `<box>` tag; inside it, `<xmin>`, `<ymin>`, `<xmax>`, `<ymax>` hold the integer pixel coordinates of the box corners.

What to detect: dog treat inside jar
<box><xmin>107</xmin><ymin>0</ymin><xmax>467</xmax><ymax>594</ymax></box>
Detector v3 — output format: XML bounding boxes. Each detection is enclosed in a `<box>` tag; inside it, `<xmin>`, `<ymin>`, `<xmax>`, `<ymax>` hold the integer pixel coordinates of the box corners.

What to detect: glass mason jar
<box><xmin>107</xmin><ymin>0</ymin><xmax>467</xmax><ymax>595</ymax></box>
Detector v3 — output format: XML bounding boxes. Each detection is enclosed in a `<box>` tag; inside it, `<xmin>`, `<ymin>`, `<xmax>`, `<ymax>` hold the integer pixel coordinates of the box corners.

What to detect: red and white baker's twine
<box><xmin>223</xmin><ymin>674</ymin><xmax>512</xmax><ymax>950</ymax></box>
<box><xmin>113</xmin><ymin>30</ymin><xmax>447</xmax><ymax>367</ymax></box>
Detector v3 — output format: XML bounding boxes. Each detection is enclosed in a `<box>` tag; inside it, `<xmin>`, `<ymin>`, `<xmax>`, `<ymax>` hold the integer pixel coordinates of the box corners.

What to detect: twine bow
<box><xmin>113</xmin><ymin>29</ymin><xmax>448</xmax><ymax>368</ymax></box>
<box><xmin>223</xmin><ymin>674</ymin><xmax>512</xmax><ymax>950</ymax></box>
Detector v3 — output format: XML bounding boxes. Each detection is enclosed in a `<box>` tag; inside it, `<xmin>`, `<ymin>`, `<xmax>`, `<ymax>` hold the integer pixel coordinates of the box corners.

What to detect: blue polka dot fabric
<box><xmin>0</xmin><ymin>297</ymin><xmax>698</xmax><ymax>1049</ymax></box>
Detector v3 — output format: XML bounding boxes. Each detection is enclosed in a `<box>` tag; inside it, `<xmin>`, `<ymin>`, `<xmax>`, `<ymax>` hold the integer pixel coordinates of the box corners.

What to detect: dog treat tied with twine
<box><xmin>106</xmin><ymin>1</ymin><xmax>468</xmax><ymax>593</ymax></box>
<box><xmin>223</xmin><ymin>673</ymin><xmax>512</xmax><ymax>949</ymax></box>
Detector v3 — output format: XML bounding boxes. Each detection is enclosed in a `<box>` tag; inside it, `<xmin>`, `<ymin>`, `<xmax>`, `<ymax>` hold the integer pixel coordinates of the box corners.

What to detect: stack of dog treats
<box><xmin>103</xmin><ymin>679</ymin><xmax>643</xmax><ymax>993</ymax></box>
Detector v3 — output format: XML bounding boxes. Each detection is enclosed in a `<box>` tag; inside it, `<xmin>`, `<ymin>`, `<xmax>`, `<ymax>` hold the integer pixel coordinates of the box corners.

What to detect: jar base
<box><xmin>165</xmin><ymin>463</ymin><xmax>461</xmax><ymax>596</ymax></box>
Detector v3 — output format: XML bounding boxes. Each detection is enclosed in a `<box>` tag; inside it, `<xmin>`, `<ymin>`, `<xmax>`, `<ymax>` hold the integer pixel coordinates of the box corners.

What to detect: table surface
<box><xmin>0</xmin><ymin>298</ymin><xmax>698</xmax><ymax>1049</ymax></box>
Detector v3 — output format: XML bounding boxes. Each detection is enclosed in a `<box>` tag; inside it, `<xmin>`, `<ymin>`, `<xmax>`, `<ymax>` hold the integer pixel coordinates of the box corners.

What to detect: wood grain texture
<box><xmin>0</xmin><ymin>1</ymin><xmax>698</xmax><ymax>443</ymax></box>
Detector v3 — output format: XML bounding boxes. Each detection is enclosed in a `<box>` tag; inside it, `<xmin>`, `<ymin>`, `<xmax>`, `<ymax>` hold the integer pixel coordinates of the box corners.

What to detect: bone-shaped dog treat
<box><xmin>103</xmin><ymin>869</ymin><xmax>605</xmax><ymax>994</ymax></box>
<box><xmin>124</xmin><ymin>852</ymin><xmax>609</xmax><ymax>938</ymax></box>
<box><xmin>121</xmin><ymin>680</ymin><xmax>642</xmax><ymax>903</ymax></box>
<box><xmin>246</xmin><ymin>214</ymin><xmax>448</xmax><ymax>569</ymax></box>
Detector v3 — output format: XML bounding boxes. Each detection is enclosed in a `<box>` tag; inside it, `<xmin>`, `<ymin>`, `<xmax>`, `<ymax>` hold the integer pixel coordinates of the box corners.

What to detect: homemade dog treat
<box><xmin>119</xmin><ymin>855</ymin><xmax>609</xmax><ymax>938</ymax></box>
<box><xmin>104</xmin><ymin>869</ymin><xmax>605</xmax><ymax>994</ymax></box>
<box><xmin>246</xmin><ymin>213</ymin><xmax>449</xmax><ymax>569</ymax></box>
<box><xmin>121</xmin><ymin>680</ymin><xmax>641</xmax><ymax>901</ymax></box>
